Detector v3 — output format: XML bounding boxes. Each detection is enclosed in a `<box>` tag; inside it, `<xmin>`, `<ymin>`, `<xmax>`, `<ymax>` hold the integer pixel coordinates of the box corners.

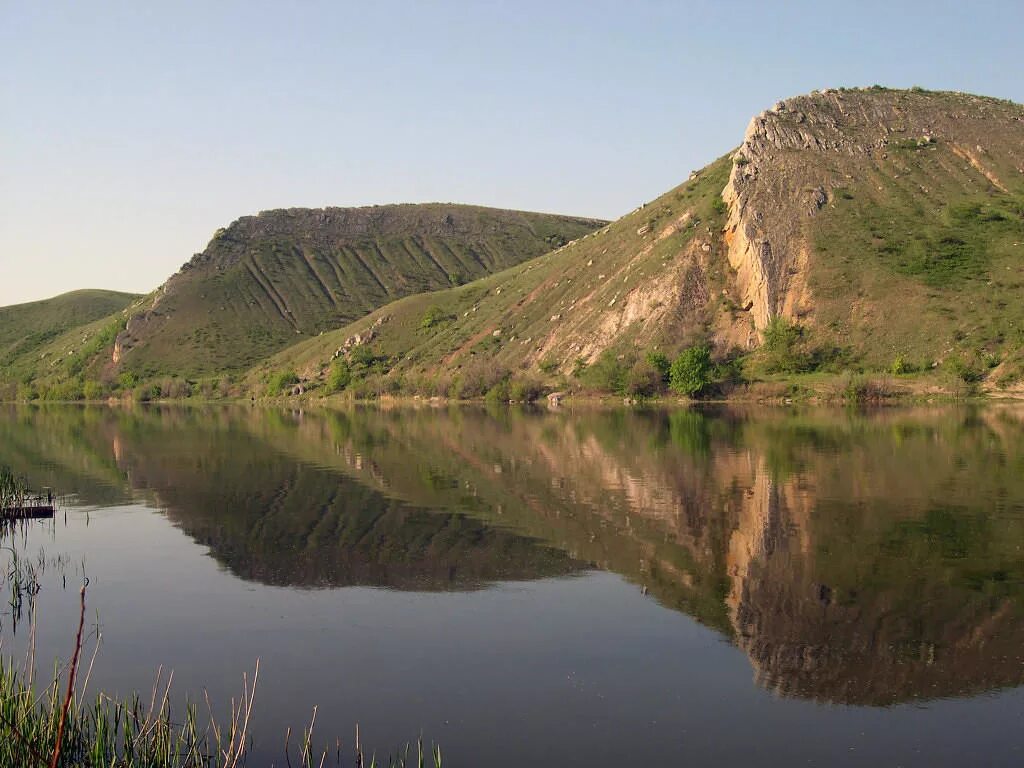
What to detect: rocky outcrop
<box><xmin>721</xmin><ymin>88</ymin><xmax>1024</xmax><ymax>331</ymax></box>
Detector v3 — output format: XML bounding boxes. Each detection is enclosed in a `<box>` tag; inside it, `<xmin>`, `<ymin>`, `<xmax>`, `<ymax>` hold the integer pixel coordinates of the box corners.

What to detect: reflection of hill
<box><xmin>0</xmin><ymin>405</ymin><xmax>583</xmax><ymax>590</ymax></box>
<box><xmin>0</xmin><ymin>404</ymin><xmax>133</xmax><ymax>506</ymax></box>
<box><xmin>263</xmin><ymin>405</ymin><xmax>1024</xmax><ymax>706</ymax></box>
<box><xmin>4</xmin><ymin>403</ymin><xmax>1024</xmax><ymax>704</ymax></box>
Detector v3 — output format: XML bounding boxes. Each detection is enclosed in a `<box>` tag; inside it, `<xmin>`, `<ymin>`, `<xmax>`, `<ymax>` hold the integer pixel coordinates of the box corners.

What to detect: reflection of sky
<box><xmin>6</xmin><ymin>505</ymin><xmax>1024</xmax><ymax>768</ymax></box>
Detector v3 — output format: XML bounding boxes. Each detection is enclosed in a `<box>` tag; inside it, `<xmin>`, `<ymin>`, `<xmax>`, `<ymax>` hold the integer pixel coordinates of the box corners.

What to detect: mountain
<box><xmin>262</xmin><ymin>88</ymin><xmax>1024</xmax><ymax>398</ymax></box>
<box><xmin>113</xmin><ymin>204</ymin><xmax>605</xmax><ymax>379</ymax></box>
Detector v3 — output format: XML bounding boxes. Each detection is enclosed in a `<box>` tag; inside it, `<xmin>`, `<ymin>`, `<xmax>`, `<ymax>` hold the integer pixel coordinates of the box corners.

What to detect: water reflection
<box><xmin>2</xmin><ymin>403</ymin><xmax>1023</xmax><ymax>706</ymax></box>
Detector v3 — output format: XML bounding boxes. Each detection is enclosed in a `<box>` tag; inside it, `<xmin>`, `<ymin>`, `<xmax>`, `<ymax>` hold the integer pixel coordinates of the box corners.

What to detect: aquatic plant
<box><xmin>0</xmin><ymin>586</ymin><xmax>443</xmax><ymax>767</ymax></box>
<box><xmin>0</xmin><ymin>467</ymin><xmax>26</xmax><ymax>512</ymax></box>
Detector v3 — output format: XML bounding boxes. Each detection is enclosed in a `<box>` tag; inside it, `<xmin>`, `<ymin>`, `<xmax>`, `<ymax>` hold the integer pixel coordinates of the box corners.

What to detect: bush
<box><xmin>891</xmin><ymin>356</ymin><xmax>919</xmax><ymax>375</ymax></box>
<box><xmin>421</xmin><ymin>306</ymin><xmax>453</xmax><ymax>330</ymax></box>
<box><xmin>624</xmin><ymin>359</ymin><xmax>663</xmax><ymax>398</ymax></box>
<box><xmin>539</xmin><ymin>355</ymin><xmax>560</xmax><ymax>375</ymax></box>
<box><xmin>946</xmin><ymin>356</ymin><xmax>983</xmax><ymax>384</ymax></box>
<box><xmin>15</xmin><ymin>383</ymin><xmax>37</xmax><ymax>402</ymax></box>
<box><xmin>509</xmin><ymin>377</ymin><xmax>545</xmax><ymax>403</ymax></box>
<box><xmin>455</xmin><ymin>362</ymin><xmax>510</xmax><ymax>399</ymax></box>
<box><xmin>670</xmin><ymin>345</ymin><xmax>714</xmax><ymax>397</ymax></box>
<box><xmin>645</xmin><ymin>351</ymin><xmax>671</xmax><ymax>383</ymax></box>
<box><xmin>582</xmin><ymin>350</ymin><xmax>630</xmax><ymax>394</ymax></box>
<box><xmin>761</xmin><ymin>318</ymin><xmax>814</xmax><ymax>373</ymax></box>
<box><xmin>267</xmin><ymin>370</ymin><xmax>300</xmax><ymax>395</ymax></box>
<box><xmin>485</xmin><ymin>380</ymin><xmax>510</xmax><ymax>404</ymax></box>
<box><xmin>118</xmin><ymin>372</ymin><xmax>140</xmax><ymax>390</ymax></box>
<box><xmin>83</xmin><ymin>380</ymin><xmax>106</xmax><ymax>400</ymax></box>
<box><xmin>325</xmin><ymin>360</ymin><xmax>352</xmax><ymax>393</ymax></box>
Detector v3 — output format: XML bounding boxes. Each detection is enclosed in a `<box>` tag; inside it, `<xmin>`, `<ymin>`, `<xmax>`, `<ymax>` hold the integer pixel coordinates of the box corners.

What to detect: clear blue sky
<box><xmin>2</xmin><ymin>0</ymin><xmax>1021</xmax><ymax>305</ymax></box>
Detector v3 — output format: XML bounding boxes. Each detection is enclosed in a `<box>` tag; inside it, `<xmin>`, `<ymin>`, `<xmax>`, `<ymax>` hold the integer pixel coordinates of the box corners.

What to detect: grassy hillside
<box><xmin>0</xmin><ymin>289</ymin><xmax>138</xmax><ymax>368</ymax></box>
<box><xmin>727</xmin><ymin>87</ymin><xmax>1024</xmax><ymax>386</ymax></box>
<box><xmin>252</xmin><ymin>156</ymin><xmax>739</xmax><ymax>396</ymax></box>
<box><xmin>115</xmin><ymin>204</ymin><xmax>604</xmax><ymax>379</ymax></box>
<box><xmin>254</xmin><ymin>88</ymin><xmax>1024</xmax><ymax>401</ymax></box>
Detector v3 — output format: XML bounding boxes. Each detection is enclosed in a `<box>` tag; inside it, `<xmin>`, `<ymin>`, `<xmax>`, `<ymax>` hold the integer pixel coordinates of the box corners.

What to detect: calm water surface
<box><xmin>2</xmin><ymin>404</ymin><xmax>1024</xmax><ymax>766</ymax></box>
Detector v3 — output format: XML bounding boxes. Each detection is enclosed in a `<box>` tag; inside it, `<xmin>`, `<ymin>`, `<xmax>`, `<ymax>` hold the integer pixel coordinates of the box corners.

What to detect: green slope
<box><xmin>253</xmin><ymin>157</ymin><xmax>737</xmax><ymax>395</ymax></box>
<box><xmin>115</xmin><ymin>204</ymin><xmax>605</xmax><ymax>379</ymax></box>
<box><xmin>0</xmin><ymin>289</ymin><xmax>138</xmax><ymax>367</ymax></box>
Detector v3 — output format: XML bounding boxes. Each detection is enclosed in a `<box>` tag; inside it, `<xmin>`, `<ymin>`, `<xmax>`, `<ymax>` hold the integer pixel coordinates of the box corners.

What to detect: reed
<box><xmin>0</xmin><ymin>585</ymin><xmax>442</xmax><ymax>768</ymax></box>
<box><xmin>0</xmin><ymin>467</ymin><xmax>26</xmax><ymax>512</ymax></box>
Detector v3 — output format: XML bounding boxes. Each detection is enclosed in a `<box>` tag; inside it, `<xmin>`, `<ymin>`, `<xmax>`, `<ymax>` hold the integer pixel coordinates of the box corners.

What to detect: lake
<box><xmin>2</xmin><ymin>403</ymin><xmax>1023</xmax><ymax>766</ymax></box>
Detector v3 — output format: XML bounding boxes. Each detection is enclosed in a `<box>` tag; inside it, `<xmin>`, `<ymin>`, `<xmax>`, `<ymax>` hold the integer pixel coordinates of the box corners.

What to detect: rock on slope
<box><xmin>270</xmin><ymin>87</ymin><xmax>1024</xmax><ymax>390</ymax></box>
<box><xmin>113</xmin><ymin>204</ymin><xmax>605</xmax><ymax>377</ymax></box>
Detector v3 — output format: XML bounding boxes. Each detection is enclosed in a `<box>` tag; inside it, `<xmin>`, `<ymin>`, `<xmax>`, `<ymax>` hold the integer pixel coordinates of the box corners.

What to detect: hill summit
<box><xmin>112</xmin><ymin>204</ymin><xmax>605</xmax><ymax>378</ymax></box>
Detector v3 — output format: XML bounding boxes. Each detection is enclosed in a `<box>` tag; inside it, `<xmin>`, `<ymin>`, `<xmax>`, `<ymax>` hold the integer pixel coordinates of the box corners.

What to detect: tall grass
<box><xmin>0</xmin><ymin>585</ymin><xmax>443</xmax><ymax>768</ymax></box>
<box><xmin>0</xmin><ymin>467</ymin><xmax>26</xmax><ymax>512</ymax></box>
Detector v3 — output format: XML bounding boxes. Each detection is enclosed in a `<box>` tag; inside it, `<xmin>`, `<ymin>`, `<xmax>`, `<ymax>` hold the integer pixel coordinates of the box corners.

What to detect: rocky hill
<box><xmin>113</xmin><ymin>204</ymin><xmax>605</xmax><ymax>378</ymax></box>
<box><xmin>263</xmin><ymin>88</ymin><xmax>1024</xmax><ymax>397</ymax></box>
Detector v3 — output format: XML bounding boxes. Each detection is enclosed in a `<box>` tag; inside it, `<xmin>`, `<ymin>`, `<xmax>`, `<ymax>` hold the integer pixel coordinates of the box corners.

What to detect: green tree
<box><xmin>326</xmin><ymin>360</ymin><xmax>352</xmax><ymax>393</ymax></box>
<box><xmin>645</xmin><ymin>351</ymin><xmax>671</xmax><ymax>383</ymax></box>
<box><xmin>670</xmin><ymin>345</ymin><xmax>713</xmax><ymax>397</ymax></box>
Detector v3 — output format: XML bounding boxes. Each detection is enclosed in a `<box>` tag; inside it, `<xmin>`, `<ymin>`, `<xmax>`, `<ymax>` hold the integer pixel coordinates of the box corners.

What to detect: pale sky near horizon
<box><xmin>2</xmin><ymin>0</ymin><xmax>1022</xmax><ymax>306</ymax></box>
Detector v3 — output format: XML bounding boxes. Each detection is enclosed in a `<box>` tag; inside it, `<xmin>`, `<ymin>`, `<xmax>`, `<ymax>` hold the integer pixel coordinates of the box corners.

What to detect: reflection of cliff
<box><xmin>5</xmin><ymin>403</ymin><xmax>1024</xmax><ymax>705</ymax></box>
<box><xmin>275</xmin><ymin>405</ymin><xmax>1024</xmax><ymax>706</ymax></box>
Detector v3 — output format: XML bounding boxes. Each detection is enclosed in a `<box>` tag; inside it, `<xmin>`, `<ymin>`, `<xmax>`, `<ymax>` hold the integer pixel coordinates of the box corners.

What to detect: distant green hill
<box><xmin>115</xmin><ymin>204</ymin><xmax>605</xmax><ymax>379</ymax></box>
<box><xmin>258</xmin><ymin>88</ymin><xmax>1024</xmax><ymax>399</ymax></box>
<box><xmin>0</xmin><ymin>290</ymin><xmax>140</xmax><ymax>389</ymax></box>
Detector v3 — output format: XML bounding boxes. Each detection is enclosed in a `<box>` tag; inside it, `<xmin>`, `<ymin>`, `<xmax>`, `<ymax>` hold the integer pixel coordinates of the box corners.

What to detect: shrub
<box><xmin>711</xmin><ymin>197</ymin><xmax>728</xmax><ymax>216</ymax></box>
<box><xmin>349</xmin><ymin>344</ymin><xmax>388</xmax><ymax>375</ymax></box>
<box><xmin>891</xmin><ymin>356</ymin><xmax>920</xmax><ymax>375</ymax></box>
<box><xmin>539</xmin><ymin>355</ymin><xmax>560</xmax><ymax>375</ymax></box>
<box><xmin>670</xmin><ymin>345</ymin><xmax>714</xmax><ymax>397</ymax></box>
<box><xmin>571</xmin><ymin>357</ymin><xmax>588</xmax><ymax>378</ymax></box>
<box><xmin>946</xmin><ymin>356</ymin><xmax>983</xmax><ymax>384</ymax></box>
<box><xmin>267</xmin><ymin>370</ymin><xmax>300</xmax><ymax>395</ymax></box>
<box><xmin>509</xmin><ymin>377</ymin><xmax>545</xmax><ymax>403</ymax></box>
<box><xmin>761</xmin><ymin>318</ymin><xmax>814</xmax><ymax>373</ymax></box>
<box><xmin>455</xmin><ymin>362</ymin><xmax>510</xmax><ymax>399</ymax></box>
<box><xmin>325</xmin><ymin>360</ymin><xmax>352</xmax><ymax>393</ymax></box>
<box><xmin>118</xmin><ymin>372</ymin><xmax>140</xmax><ymax>390</ymax></box>
<box><xmin>83</xmin><ymin>380</ymin><xmax>106</xmax><ymax>400</ymax></box>
<box><xmin>485</xmin><ymin>380</ymin><xmax>510</xmax><ymax>404</ymax></box>
<box><xmin>15</xmin><ymin>383</ymin><xmax>37</xmax><ymax>402</ymax></box>
<box><xmin>645</xmin><ymin>351</ymin><xmax>671</xmax><ymax>383</ymax></box>
<box><xmin>582</xmin><ymin>350</ymin><xmax>630</xmax><ymax>394</ymax></box>
<box><xmin>624</xmin><ymin>359</ymin><xmax>663</xmax><ymax>398</ymax></box>
<box><xmin>421</xmin><ymin>306</ymin><xmax>453</xmax><ymax>330</ymax></box>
